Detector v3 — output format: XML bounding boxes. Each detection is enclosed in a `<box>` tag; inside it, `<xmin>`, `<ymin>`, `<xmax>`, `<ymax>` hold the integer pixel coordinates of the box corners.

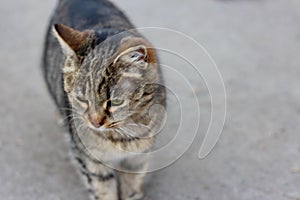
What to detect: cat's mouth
<box><xmin>87</xmin><ymin>121</ymin><xmax>122</xmax><ymax>132</ymax></box>
<box><xmin>86</xmin><ymin>122</ymin><xmax>125</xmax><ymax>141</ymax></box>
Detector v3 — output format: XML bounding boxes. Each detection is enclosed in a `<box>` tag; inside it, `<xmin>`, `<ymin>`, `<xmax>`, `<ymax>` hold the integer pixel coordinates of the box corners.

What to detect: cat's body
<box><xmin>42</xmin><ymin>0</ymin><xmax>165</xmax><ymax>199</ymax></box>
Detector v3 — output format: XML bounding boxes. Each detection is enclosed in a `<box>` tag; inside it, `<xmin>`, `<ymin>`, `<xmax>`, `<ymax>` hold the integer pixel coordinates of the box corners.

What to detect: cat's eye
<box><xmin>110</xmin><ymin>99</ymin><xmax>125</xmax><ymax>107</ymax></box>
<box><xmin>76</xmin><ymin>96</ymin><xmax>89</xmax><ymax>105</ymax></box>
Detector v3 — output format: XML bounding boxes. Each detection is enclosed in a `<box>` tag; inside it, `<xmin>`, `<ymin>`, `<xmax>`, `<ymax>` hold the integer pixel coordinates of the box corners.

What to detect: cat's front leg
<box><xmin>77</xmin><ymin>156</ymin><xmax>118</xmax><ymax>200</ymax></box>
<box><xmin>118</xmin><ymin>156</ymin><xmax>149</xmax><ymax>200</ymax></box>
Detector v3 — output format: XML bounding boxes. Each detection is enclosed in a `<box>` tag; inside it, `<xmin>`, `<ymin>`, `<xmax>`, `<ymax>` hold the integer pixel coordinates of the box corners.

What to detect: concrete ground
<box><xmin>1</xmin><ymin>0</ymin><xmax>300</xmax><ymax>199</ymax></box>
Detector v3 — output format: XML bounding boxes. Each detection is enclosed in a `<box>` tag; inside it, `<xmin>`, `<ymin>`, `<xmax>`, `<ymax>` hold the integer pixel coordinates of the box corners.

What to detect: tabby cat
<box><xmin>42</xmin><ymin>0</ymin><xmax>166</xmax><ymax>199</ymax></box>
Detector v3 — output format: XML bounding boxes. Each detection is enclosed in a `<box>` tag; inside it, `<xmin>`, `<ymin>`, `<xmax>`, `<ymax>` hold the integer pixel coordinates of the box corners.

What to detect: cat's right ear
<box><xmin>52</xmin><ymin>24</ymin><xmax>91</xmax><ymax>59</ymax></box>
<box><xmin>52</xmin><ymin>24</ymin><xmax>92</xmax><ymax>93</ymax></box>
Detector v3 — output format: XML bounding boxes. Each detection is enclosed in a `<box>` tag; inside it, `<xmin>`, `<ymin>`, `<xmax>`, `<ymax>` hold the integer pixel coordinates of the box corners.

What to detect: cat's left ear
<box><xmin>52</xmin><ymin>24</ymin><xmax>93</xmax><ymax>59</ymax></box>
<box><xmin>114</xmin><ymin>38</ymin><xmax>158</xmax><ymax>67</ymax></box>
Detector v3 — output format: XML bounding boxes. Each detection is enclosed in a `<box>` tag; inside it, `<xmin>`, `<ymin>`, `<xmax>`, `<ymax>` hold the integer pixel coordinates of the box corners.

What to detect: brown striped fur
<box><xmin>42</xmin><ymin>0</ymin><xmax>165</xmax><ymax>200</ymax></box>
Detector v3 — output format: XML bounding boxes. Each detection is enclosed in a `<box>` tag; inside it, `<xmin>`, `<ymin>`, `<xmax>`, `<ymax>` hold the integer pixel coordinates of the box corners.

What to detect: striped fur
<box><xmin>42</xmin><ymin>0</ymin><xmax>166</xmax><ymax>200</ymax></box>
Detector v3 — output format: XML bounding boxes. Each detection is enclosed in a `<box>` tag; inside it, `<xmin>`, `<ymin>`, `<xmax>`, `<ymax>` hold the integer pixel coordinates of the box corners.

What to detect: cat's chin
<box><xmin>87</xmin><ymin>125</ymin><xmax>109</xmax><ymax>132</ymax></box>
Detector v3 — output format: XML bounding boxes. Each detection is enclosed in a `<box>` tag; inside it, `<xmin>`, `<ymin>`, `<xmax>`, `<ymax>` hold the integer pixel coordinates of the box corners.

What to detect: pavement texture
<box><xmin>1</xmin><ymin>0</ymin><xmax>300</xmax><ymax>199</ymax></box>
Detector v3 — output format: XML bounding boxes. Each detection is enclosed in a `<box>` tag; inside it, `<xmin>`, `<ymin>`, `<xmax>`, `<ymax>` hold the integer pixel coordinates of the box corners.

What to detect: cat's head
<box><xmin>53</xmin><ymin>24</ymin><xmax>165</xmax><ymax>137</ymax></box>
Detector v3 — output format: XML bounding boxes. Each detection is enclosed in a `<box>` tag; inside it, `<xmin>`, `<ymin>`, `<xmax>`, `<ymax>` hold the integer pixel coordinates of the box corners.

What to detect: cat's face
<box><xmin>70</xmin><ymin>40</ymin><xmax>158</xmax><ymax>132</ymax></box>
<box><xmin>53</xmin><ymin>24</ymin><xmax>164</xmax><ymax>137</ymax></box>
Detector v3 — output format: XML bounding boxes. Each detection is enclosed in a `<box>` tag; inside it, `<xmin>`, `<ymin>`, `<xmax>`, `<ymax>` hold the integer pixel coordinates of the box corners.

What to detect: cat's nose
<box><xmin>91</xmin><ymin>120</ymin><xmax>103</xmax><ymax>128</ymax></box>
<box><xmin>89</xmin><ymin>115</ymin><xmax>106</xmax><ymax>128</ymax></box>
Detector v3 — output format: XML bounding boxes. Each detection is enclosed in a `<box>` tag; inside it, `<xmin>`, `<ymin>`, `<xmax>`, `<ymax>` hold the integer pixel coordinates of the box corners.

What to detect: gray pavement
<box><xmin>1</xmin><ymin>0</ymin><xmax>300</xmax><ymax>199</ymax></box>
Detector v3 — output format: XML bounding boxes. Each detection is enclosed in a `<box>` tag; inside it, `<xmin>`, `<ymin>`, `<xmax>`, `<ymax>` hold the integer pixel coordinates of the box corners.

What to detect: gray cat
<box><xmin>42</xmin><ymin>0</ymin><xmax>166</xmax><ymax>199</ymax></box>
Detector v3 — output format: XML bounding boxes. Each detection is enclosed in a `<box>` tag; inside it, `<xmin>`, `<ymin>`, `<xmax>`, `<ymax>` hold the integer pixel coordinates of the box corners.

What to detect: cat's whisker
<box><xmin>59</xmin><ymin>115</ymin><xmax>78</xmax><ymax>124</ymax></box>
<box><xmin>107</xmin><ymin>121</ymin><xmax>122</xmax><ymax>128</ymax></box>
<box><xmin>125</xmin><ymin>123</ymin><xmax>151</xmax><ymax>130</ymax></box>
<box><xmin>78</xmin><ymin>124</ymin><xmax>86</xmax><ymax>133</ymax></box>
<box><xmin>57</xmin><ymin>109</ymin><xmax>82</xmax><ymax>122</ymax></box>
<box><xmin>124</xmin><ymin>123</ymin><xmax>152</xmax><ymax>136</ymax></box>
<box><xmin>115</xmin><ymin>128</ymin><xmax>134</xmax><ymax>140</ymax></box>
<box><xmin>123</xmin><ymin>125</ymin><xmax>152</xmax><ymax>139</ymax></box>
<box><xmin>114</xmin><ymin>129</ymin><xmax>126</xmax><ymax>138</ymax></box>
<box><xmin>66</xmin><ymin>116</ymin><xmax>83</xmax><ymax>124</ymax></box>
<box><xmin>59</xmin><ymin>107</ymin><xmax>81</xmax><ymax>114</ymax></box>
<box><xmin>66</xmin><ymin>114</ymin><xmax>81</xmax><ymax>120</ymax></box>
<box><xmin>76</xmin><ymin>121</ymin><xmax>88</xmax><ymax>134</ymax></box>
<box><xmin>117</xmin><ymin>127</ymin><xmax>140</xmax><ymax>139</ymax></box>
